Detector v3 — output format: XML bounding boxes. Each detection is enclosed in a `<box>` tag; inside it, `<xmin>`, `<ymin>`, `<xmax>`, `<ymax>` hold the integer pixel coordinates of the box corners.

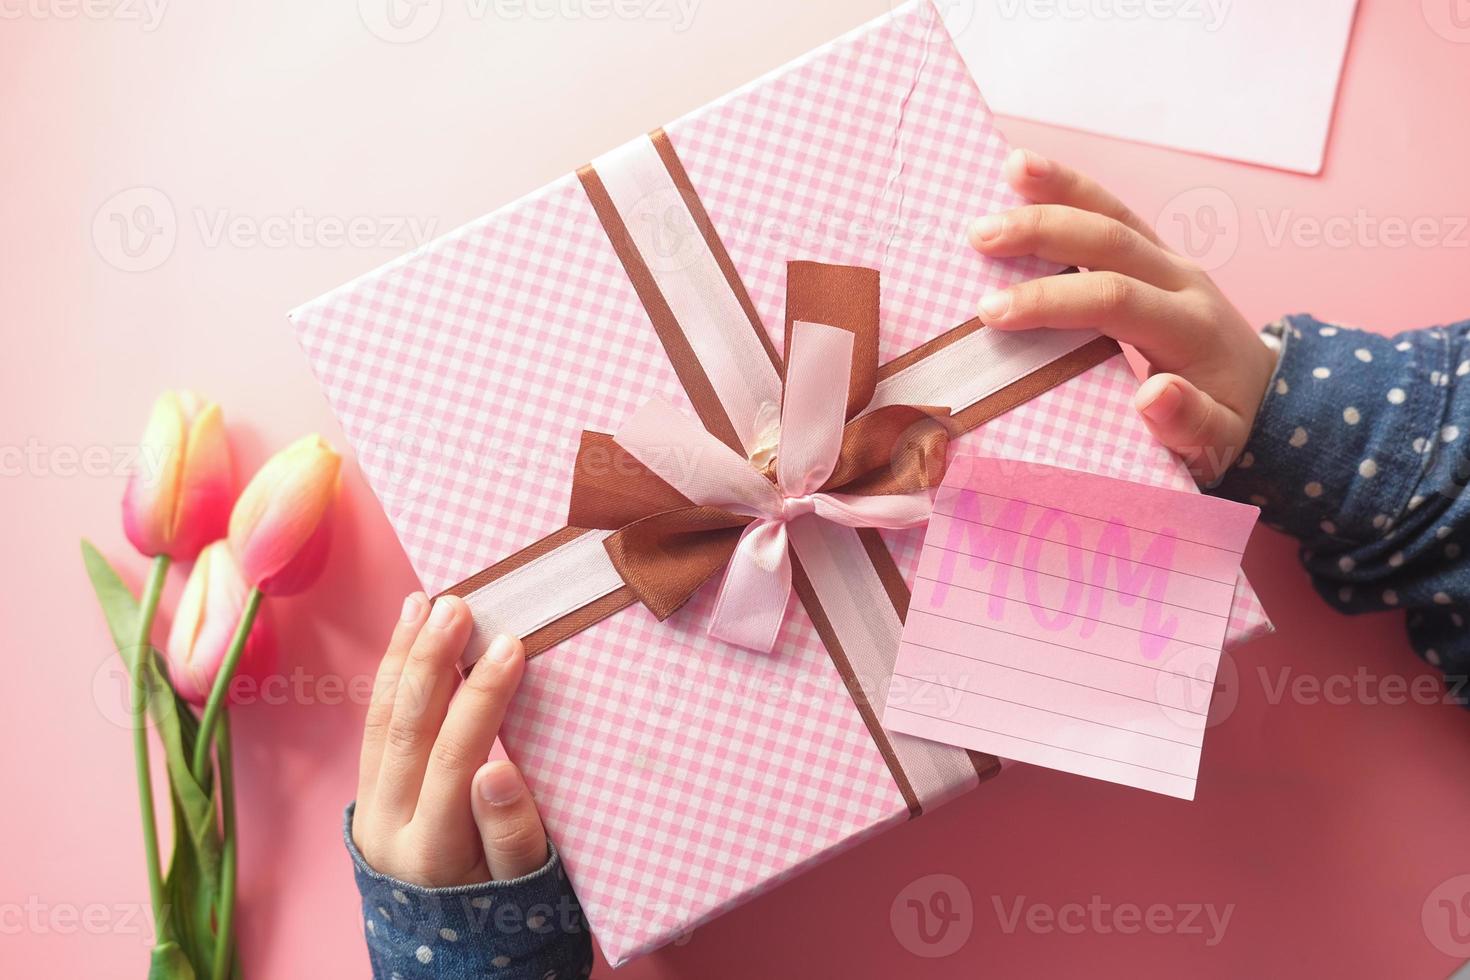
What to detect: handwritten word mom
<box><xmin>928</xmin><ymin>489</ymin><xmax>1180</xmax><ymax>659</ymax></box>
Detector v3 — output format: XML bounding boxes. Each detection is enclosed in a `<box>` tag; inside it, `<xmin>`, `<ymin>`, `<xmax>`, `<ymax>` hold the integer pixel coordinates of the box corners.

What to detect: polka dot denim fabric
<box><xmin>1214</xmin><ymin>315</ymin><xmax>1470</xmax><ymax>705</ymax></box>
<box><xmin>345</xmin><ymin>806</ymin><xmax>594</xmax><ymax>979</ymax></box>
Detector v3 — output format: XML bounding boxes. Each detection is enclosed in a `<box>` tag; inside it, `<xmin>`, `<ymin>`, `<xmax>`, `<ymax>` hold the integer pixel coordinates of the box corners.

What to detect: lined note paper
<box><xmin>883</xmin><ymin>457</ymin><xmax>1259</xmax><ymax>800</ymax></box>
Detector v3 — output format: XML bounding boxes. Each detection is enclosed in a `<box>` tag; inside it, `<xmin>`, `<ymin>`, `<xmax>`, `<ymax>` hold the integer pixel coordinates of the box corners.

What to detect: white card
<box><xmin>937</xmin><ymin>0</ymin><xmax>1359</xmax><ymax>174</ymax></box>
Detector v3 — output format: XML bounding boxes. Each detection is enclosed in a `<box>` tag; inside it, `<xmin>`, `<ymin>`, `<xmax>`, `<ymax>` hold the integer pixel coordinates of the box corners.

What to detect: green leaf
<box><xmin>148</xmin><ymin>940</ymin><xmax>198</xmax><ymax>980</ymax></box>
<box><xmin>80</xmin><ymin>542</ymin><xmax>204</xmax><ymax>794</ymax></box>
<box><xmin>82</xmin><ymin>542</ymin><xmax>224</xmax><ymax>976</ymax></box>
<box><xmin>81</xmin><ymin>540</ymin><xmax>140</xmax><ymax>664</ymax></box>
<box><xmin>162</xmin><ymin>792</ymin><xmax>220</xmax><ymax>972</ymax></box>
<box><xmin>158</xmin><ymin>730</ymin><xmax>225</xmax><ymax>967</ymax></box>
<box><xmin>158</xmin><ymin>706</ymin><xmax>220</xmax><ymax>891</ymax></box>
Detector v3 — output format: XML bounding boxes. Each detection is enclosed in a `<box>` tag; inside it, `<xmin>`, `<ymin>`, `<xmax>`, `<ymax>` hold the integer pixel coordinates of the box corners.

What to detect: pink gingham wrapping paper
<box><xmin>290</xmin><ymin>1</ymin><xmax>1272</xmax><ymax>964</ymax></box>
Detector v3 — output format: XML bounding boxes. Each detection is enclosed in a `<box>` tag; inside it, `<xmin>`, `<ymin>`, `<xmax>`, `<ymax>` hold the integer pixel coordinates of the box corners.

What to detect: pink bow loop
<box><xmin>614</xmin><ymin>320</ymin><xmax>937</xmax><ymax>652</ymax></box>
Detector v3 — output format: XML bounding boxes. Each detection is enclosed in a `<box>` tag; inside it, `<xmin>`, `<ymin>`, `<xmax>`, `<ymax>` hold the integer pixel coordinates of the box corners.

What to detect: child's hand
<box><xmin>969</xmin><ymin>149</ymin><xmax>1278</xmax><ymax>484</ymax></box>
<box><xmin>351</xmin><ymin>593</ymin><xmax>547</xmax><ymax>887</ymax></box>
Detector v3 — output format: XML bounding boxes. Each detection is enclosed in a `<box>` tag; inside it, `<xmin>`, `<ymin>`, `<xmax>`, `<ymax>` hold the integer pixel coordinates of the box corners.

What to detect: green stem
<box><xmin>211</xmin><ymin>713</ymin><xmax>238</xmax><ymax>980</ymax></box>
<box><xmin>190</xmin><ymin>587</ymin><xmax>262</xmax><ymax>783</ymax></box>
<box><xmin>131</xmin><ymin>554</ymin><xmax>171</xmax><ymax>923</ymax></box>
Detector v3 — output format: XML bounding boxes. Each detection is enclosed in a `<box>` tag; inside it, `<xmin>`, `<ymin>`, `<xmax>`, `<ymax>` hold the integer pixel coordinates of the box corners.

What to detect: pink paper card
<box><xmin>883</xmin><ymin>456</ymin><xmax>1260</xmax><ymax>801</ymax></box>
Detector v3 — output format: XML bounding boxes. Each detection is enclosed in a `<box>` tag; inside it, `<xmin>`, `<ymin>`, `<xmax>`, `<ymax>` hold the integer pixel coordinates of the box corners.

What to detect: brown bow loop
<box><xmin>564</xmin><ymin>262</ymin><xmax>951</xmax><ymax>623</ymax></box>
<box><xmin>603</xmin><ymin>508</ymin><xmax>750</xmax><ymax>620</ymax></box>
<box><xmin>784</xmin><ymin>261</ymin><xmax>880</xmax><ymax>420</ymax></box>
<box><xmin>566</xmin><ymin>432</ymin><xmax>755</xmax><ymax>620</ymax></box>
<box><xmin>820</xmin><ymin>404</ymin><xmax>952</xmax><ymax>497</ymax></box>
<box><xmin>566</xmin><ymin>431</ymin><xmax>695</xmax><ymax>530</ymax></box>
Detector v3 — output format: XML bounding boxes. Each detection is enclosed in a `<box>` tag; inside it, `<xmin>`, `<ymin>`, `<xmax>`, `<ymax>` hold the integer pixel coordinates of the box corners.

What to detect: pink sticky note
<box><xmin>883</xmin><ymin>456</ymin><xmax>1260</xmax><ymax>801</ymax></box>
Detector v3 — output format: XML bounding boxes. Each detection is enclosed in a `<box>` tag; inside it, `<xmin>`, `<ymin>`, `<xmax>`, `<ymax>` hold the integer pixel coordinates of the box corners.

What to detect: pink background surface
<box><xmin>2</xmin><ymin>0</ymin><xmax>1468</xmax><ymax>977</ymax></box>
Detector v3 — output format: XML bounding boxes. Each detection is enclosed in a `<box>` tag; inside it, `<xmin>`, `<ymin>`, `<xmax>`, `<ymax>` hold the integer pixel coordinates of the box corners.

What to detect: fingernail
<box><xmin>970</xmin><ymin>215</ymin><xmax>1003</xmax><ymax>244</ymax></box>
<box><xmin>428</xmin><ymin>598</ymin><xmax>457</xmax><ymax>629</ymax></box>
<box><xmin>1138</xmin><ymin>379</ymin><xmax>1184</xmax><ymax>423</ymax></box>
<box><xmin>400</xmin><ymin>593</ymin><xmax>425</xmax><ymax>623</ymax></box>
<box><xmin>979</xmin><ymin>291</ymin><xmax>1010</xmax><ymax>320</ymax></box>
<box><xmin>478</xmin><ymin>762</ymin><xmax>525</xmax><ymax>806</ymax></box>
<box><xmin>1023</xmin><ymin>150</ymin><xmax>1052</xmax><ymax>178</ymax></box>
<box><xmin>488</xmin><ymin>634</ymin><xmax>520</xmax><ymax>664</ymax></box>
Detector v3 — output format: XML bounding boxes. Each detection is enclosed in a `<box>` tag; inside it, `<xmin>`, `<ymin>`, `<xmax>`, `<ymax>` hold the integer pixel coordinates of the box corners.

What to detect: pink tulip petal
<box><xmin>229</xmin><ymin>435</ymin><xmax>340</xmax><ymax>590</ymax></box>
<box><xmin>165</xmin><ymin>546</ymin><xmax>212</xmax><ymax>700</ymax></box>
<box><xmin>258</xmin><ymin>506</ymin><xmax>334</xmax><ymax>596</ymax></box>
<box><xmin>171</xmin><ymin>403</ymin><xmax>234</xmax><ymax>561</ymax></box>
<box><xmin>122</xmin><ymin>392</ymin><xmax>187</xmax><ymax>557</ymax></box>
<box><xmin>163</xmin><ymin>541</ymin><xmax>273</xmax><ymax>705</ymax></box>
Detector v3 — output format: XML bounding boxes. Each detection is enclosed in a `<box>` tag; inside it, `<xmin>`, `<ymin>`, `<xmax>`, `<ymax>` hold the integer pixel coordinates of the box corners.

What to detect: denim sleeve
<box><xmin>345</xmin><ymin>805</ymin><xmax>593</xmax><ymax>979</ymax></box>
<box><xmin>1211</xmin><ymin>315</ymin><xmax>1470</xmax><ymax>705</ymax></box>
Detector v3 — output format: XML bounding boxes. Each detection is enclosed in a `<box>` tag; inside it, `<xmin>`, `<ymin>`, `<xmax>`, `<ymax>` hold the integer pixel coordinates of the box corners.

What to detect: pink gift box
<box><xmin>291</xmin><ymin>1</ymin><xmax>1271</xmax><ymax>964</ymax></box>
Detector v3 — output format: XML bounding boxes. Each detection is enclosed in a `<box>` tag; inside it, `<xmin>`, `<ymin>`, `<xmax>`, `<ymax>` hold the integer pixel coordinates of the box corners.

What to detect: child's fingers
<box><xmin>472</xmin><ymin>761</ymin><xmax>550</xmax><ymax>881</ymax></box>
<box><xmin>1002</xmin><ymin>149</ymin><xmax>1165</xmax><ymax>248</ymax></box>
<box><xmin>978</xmin><ymin>271</ymin><xmax>1179</xmax><ymax>355</ymax></box>
<box><xmin>374</xmin><ymin>595</ymin><xmax>474</xmax><ymax>825</ymax></box>
<box><xmin>968</xmin><ymin>204</ymin><xmax>1187</xmax><ymax>291</ymax></box>
<box><xmin>356</xmin><ymin>592</ymin><xmax>431</xmax><ymax>821</ymax></box>
<box><xmin>414</xmin><ymin>635</ymin><xmax>526</xmax><ymax>841</ymax></box>
<box><xmin>1134</xmin><ymin>373</ymin><xmax>1249</xmax><ymax>484</ymax></box>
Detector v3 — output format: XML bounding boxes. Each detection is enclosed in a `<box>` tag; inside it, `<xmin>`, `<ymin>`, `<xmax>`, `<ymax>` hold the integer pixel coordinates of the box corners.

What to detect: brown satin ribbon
<box><xmin>785</xmin><ymin>261</ymin><xmax>879</xmax><ymax>417</ymax></box>
<box><xmin>440</xmin><ymin>127</ymin><xmax>1122</xmax><ymax>811</ymax></box>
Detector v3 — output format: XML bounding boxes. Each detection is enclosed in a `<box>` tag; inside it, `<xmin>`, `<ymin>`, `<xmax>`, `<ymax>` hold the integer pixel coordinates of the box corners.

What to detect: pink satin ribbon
<box><xmin>614</xmin><ymin>321</ymin><xmax>935</xmax><ymax>652</ymax></box>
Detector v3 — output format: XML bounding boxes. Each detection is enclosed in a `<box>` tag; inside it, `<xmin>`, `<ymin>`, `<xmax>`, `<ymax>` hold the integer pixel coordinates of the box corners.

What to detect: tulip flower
<box><xmin>122</xmin><ymin>391</ymin><xmax>234</xmax><ymax>562</ymax></box>
<box><xmin>165</xmin><ymin>541</ymin><xmax>276</xmax><ymax>706</ymax></box>
<box><xmin>228</xmin><ymin>434</ymin><xmax>341</xmax><ymax>596</ymax></box>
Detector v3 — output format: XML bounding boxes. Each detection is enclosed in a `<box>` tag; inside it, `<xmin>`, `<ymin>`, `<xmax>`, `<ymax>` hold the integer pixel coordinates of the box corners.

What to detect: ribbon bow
<box><xmin>566</xmin><ymin>262</ymin><xmax>951</xmax><ymax>652</ymax></box>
